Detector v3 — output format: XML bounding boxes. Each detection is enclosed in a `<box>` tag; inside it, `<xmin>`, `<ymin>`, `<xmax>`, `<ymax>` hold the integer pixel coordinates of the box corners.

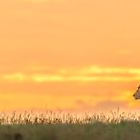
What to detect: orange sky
<box><xmin>0</xmin><ymin>0</ymin><xmax>140</xmax><ymax>111</ymax></box>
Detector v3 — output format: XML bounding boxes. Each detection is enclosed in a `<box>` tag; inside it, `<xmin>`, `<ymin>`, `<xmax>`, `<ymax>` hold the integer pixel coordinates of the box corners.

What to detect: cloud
<box><xmin>1</xmin><ymin>66</ymin><xmax>140</xmax><ymax>83</ymax></box>
<box><xmin>31</xmin><ymin>74</ymin><xmax>64</xmax><ymax>82</ymax></box>
<box><xmin>2</xmin><ymin>73</ymin><xmax>27</xmax><ymax>82</ymax></box>
<box><xmin>78</xmin><ymin>66</ymin><xmax>140</xmax><ymax>75</ymax></box>
<box><xmin>22</xmin><ymin>0</ymin><xmax>64</xmax><ymax>3</ymax></box>
<box><xmin>2</xmin><ymin>74</ymin><xmax>139</xmax><ymax>83</ymax></box>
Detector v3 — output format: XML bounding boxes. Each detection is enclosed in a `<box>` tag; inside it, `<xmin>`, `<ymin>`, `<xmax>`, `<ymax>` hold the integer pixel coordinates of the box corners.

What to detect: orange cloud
<box><xmin>1</xmin><ymin>66</ymin><xmax>140</xmax><ymax>83</ymax></box>
<box><xmin>2</xmin><ymin>73</ymin><xmax>27</xmax><ymax>82</ymax></box>
<box><xmin>31</xmin><ymin>74</ymin><xmax>64</xmax><ymax>82</ymax></box>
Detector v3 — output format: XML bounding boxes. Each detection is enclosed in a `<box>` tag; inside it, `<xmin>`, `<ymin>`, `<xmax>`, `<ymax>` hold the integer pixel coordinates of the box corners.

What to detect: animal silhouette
<box><xmin>133</xmin><ymin>85</ymin><xmax>140</xmax><ymax>100</ymax></box>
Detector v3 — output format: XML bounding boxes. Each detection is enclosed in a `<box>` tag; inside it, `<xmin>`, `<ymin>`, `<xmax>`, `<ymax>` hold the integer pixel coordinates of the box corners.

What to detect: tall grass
<box><xmin>0</xmin><ymin>109</ymin><xmax>140</xmax><ymax>125</ymax></box>
<box><xmin>0</xmin><ymin>110</ymin><xmax>140</xmax><ymax>140</ymax></box>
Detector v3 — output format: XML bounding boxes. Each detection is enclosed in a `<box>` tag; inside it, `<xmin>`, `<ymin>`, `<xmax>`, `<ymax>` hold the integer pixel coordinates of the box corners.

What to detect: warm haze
<box><xmin>0</xmin><ymin>0</ymin><xmax>140</xmax><ymax>111</ymax></box>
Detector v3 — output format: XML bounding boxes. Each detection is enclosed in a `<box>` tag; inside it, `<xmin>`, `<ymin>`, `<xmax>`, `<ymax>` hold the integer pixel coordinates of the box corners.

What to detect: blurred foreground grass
<box><xmin>0</xmin><ymin>110</ymin><xmax>140</xmax><ymax>140</ymax></box>
<box><xmin>1</xmin><ymin>121</ymin><xmax>140</xmax><ymax>140</ymax></box>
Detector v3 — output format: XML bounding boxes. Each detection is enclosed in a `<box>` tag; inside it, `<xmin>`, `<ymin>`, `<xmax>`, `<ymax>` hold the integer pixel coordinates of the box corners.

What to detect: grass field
<box><xmin>0</xmin><ymin>110</ymin><xmax>140</xmax><ymax>140</ymax></box>
<box><xmin>1</xmin><ymin>121</ymin><xmax>140</xmax><ymax>140</ymax></box>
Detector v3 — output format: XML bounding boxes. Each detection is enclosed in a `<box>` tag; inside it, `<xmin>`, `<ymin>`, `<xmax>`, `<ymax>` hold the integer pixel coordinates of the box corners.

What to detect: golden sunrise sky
<box><xmin>0</xmin><ymin>0</ymin><xmax>140</xmax><ymax>111</ymax></box>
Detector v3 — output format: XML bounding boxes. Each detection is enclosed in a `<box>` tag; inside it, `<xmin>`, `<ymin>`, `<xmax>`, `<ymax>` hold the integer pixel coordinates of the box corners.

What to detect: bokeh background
<box><xmin>0</xmin><ymin>0</ymin><xmax>140</xmax><ymax>111</ymax></box>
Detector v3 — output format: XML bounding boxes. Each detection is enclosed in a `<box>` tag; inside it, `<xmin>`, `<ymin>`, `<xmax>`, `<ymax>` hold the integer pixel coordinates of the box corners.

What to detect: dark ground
<box><xmin>1</xmin><ymin>121</ymin><xmax>140</xmax><ymax>140</ymax></box>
